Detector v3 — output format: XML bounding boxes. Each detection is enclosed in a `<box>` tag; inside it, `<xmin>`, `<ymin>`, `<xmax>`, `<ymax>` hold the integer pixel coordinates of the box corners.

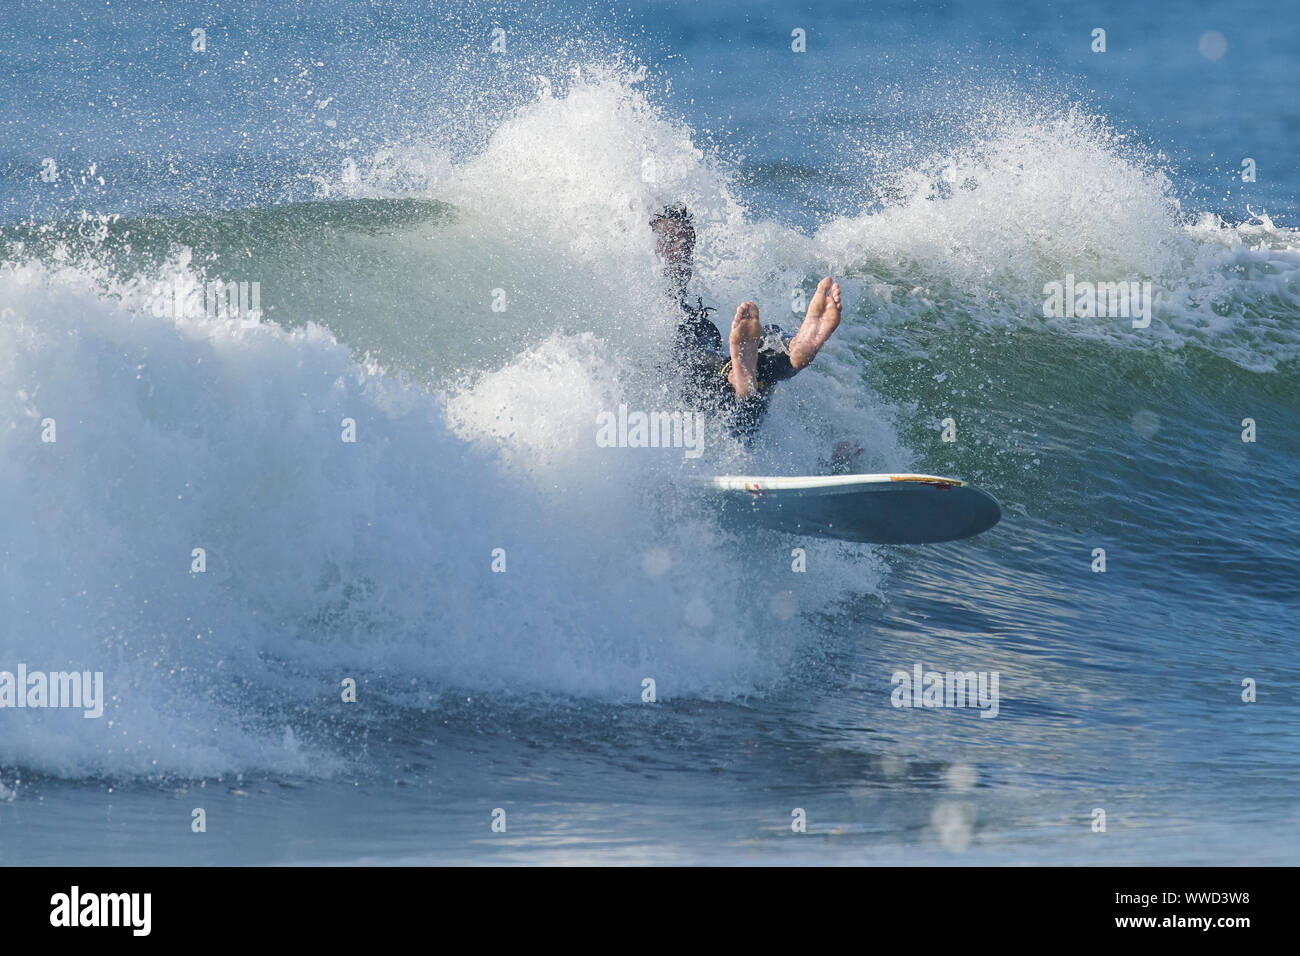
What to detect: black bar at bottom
<box><xmin>0</xmin><ymin>865</ymin><xmax>1283</xmax><ymax>941</ymax></box>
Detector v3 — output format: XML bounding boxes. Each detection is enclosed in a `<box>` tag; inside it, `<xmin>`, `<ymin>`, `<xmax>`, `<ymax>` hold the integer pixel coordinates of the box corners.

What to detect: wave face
<box><xmin>1</xmin><ymin>0</ymin><xmax>1299</xmax><ymax>865</ymax></box>
<box><xmin>0</xmin><ymin>72</ymin><xmax>907</xmax><ymax>778</ymax></box>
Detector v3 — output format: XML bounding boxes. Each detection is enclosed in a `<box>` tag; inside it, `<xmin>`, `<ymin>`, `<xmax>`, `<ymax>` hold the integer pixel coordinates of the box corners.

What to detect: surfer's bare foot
<box><xmin>788</xmin><ymin>277</ymin><xmax>842</xmax><ymax>370</ymax></box>
<box><xmin>728</xmin><ymin>302</ymin><xmax>762</xmax><ymax>398</ymax></box>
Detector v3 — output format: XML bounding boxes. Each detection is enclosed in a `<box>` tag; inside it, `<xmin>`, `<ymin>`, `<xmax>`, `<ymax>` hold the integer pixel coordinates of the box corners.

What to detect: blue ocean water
<box><xmin>0</xmin><ymin>0</ymin><xmax>1297</xmax><ymax>864</ymax></box>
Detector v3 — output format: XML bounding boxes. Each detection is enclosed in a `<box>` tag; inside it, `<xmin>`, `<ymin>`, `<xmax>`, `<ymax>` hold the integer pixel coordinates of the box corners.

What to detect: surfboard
<box><xmin>703</xmin><ymin>473</ymin><xmax>1001</xmax><ymax>544</ymax></box>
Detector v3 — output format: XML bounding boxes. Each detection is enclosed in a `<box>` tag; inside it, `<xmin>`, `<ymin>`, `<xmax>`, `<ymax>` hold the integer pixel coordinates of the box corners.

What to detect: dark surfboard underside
<box><xmin>715</xmin><ymin>481</ymin><xmax>1001</xmax><ymax>544</ymax></box>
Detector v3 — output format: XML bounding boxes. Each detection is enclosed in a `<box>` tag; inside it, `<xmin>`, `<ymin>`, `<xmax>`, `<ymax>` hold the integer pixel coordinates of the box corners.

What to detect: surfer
<box><xmin>651</xmin><ymin>203</ymin><xmax>842</xmax><ymax>440</ymax></box>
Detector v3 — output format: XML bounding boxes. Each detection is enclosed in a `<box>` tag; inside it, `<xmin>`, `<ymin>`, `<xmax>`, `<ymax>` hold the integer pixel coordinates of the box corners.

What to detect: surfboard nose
<box><xmin>965</xmin><ymin>487</ymin><xmax>1002</xmax><ymax>538</ymax></box>
<box><xmin>894</xmin><ymin>485</ymin><xmax>1001</xmax><ymax>543</ymax></box>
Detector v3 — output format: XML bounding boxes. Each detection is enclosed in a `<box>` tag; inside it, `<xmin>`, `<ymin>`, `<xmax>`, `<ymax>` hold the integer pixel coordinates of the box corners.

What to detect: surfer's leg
<box><xmin>787</xmin><ymin>277</ymin><xmax>842</xmax><ymax>370</ymax></box>
<box><xmin>727</xmin><ymin>302</ymin><xmax>763</xmax><ymax>398</ymax></box>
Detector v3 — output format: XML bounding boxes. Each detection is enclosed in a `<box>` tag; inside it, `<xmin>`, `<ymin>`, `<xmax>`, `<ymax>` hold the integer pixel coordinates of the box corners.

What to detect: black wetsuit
<box><xmin>672</xmin><ymin>293</ymin><xmax>798</xmax><ymax>440</ymax></box>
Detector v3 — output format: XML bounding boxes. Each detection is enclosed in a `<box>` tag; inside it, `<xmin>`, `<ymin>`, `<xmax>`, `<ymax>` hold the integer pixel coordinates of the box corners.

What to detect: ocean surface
<box><xmin>1</xmin><ymin>0</ymin><xmax>1297</xmax><ymax>864</ymax></box>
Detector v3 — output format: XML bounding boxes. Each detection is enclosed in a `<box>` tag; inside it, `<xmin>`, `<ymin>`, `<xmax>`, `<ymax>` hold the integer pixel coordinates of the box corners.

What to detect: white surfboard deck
<box><xmin>703</xmin><ymin>473</ymin><xmax>1001</xmax><ymax>544</ymax></box>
